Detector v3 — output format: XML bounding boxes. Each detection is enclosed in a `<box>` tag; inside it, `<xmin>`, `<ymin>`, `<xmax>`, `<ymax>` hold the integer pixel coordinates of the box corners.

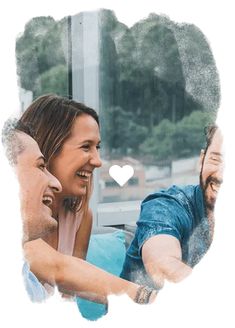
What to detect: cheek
<box><xmin>201</xmin><ymin>164</ymin><xmax>216</xmax><ymax>178</ymax></box>
<box><xmin>50</xmin><ymin>157</ymin><xmax>67</xmax><ymax>180</ymax></box>
<box><xmin>50</xmin><ymin>151</ymin><xmax>89</xmax><ymax>180</ymax></box>
<box><xmin>21</xmin><ymin>191</ymin><xmax>40</xmax><ymax>224</ymax></box>
<box><xmin>21</xmin><ymin>174</ymin><xmax>44</xmax><ymax>196</ymax></box>
<box><xmin>50</xmin><ymin>160</ymin><xmax>76</xmax><ymax>190</ymax></box>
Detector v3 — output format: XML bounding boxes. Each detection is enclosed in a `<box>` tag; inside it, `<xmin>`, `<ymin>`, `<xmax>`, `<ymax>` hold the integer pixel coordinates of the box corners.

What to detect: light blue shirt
<box><xmin>22</xmin><ymin>262</ymin><xmax>48</xmax><ymax>302</ymax></box>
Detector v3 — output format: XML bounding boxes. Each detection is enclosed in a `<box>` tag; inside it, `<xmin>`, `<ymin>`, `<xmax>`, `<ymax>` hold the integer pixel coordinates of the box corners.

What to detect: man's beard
<box><xmin>200</xmin><ymin>171</ymin><xmax>222</xmax><ymax>240</ymax></box>
<box><xmin>200</xmin><ymin>172</ymin><xmax>222</xmax><ymax>215</ymax></box>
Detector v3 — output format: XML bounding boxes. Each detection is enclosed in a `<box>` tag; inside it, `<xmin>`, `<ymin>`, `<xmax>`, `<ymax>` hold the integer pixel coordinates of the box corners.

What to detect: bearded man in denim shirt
<box><xmin>121</xmin><ymin>125</ymin><xmax>224</xmax><ymax>289</ymax></box>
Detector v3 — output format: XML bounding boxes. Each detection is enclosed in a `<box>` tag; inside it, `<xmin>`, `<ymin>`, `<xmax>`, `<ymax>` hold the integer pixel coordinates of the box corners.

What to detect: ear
<box><xmin>199</xmin><ymin>149</ymin><xmax>205</xmax><ymax>171</ymax></box>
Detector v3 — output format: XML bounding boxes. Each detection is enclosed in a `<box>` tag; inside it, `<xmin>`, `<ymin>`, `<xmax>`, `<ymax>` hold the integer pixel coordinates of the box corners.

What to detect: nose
<box><xmin>46</xmin><ymin>169</ymin><xmax>62</xmax><ymax>193</ymax></box>
<box><xmin>90</xmin><ymin>149</ymin><xmax>102</xmax><ymax>168</ymax></box>
<box><xmin>217</xmin><ymin>163</ymin><xmax>224</xmax><ymax>182</ymax></box>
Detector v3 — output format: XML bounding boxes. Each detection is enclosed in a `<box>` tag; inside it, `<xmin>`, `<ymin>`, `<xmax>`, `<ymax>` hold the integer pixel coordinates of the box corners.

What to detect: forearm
<box><xmin>145</xmin><ymin>255</ymin><xmax>192</xmax><ymax>286</ymax></box>
<box><xmin>24</xmin><ymin>239</ymin><xmax>156</xmax><ymax>304</ymax></box>
<box><xmin>142</xmin><ymin>235</ymin><xmax>192</xmax><ymax>287</ymax></box>
<box><xmin>56</xmin><ymin>254</ymin><xmax>140</xmax><ymax>303</ymax></box>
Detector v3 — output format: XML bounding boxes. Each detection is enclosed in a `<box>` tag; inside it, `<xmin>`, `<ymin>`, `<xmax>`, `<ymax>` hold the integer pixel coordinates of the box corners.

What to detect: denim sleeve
<box><xmin>22</xmin><ymin>262</ymin><xmax>48</xmax><ymax>302</ymax></box>
<box><xmin>136</xmin><ymin>196</ymin><xmax>186</xmax><ymax>256</ymax></box>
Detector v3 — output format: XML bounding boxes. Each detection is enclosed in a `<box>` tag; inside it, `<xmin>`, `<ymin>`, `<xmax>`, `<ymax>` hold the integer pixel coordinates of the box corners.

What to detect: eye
<box><xmin>81</xmin><ymin>144</ymin><xmax>90</xmax><ymax>151</ymax></box>
<box><xmin>211</xmin><ymin>156</ymin><xmax>221</xmax><ymax>163</ymax></box>
<box><xmin>209</xmin><ymin>157</ymin><xmax>222</xmax><ymax>167</ymax></box>
<box><xmin>39</xmin><ymin>163</ymin><xmax>46</xmax><ymax>171</ymax></box>
<box><xmin>37</xmin><ymin>158</ymin><xmax>47</xmax><ymax>171</ymax></box>
<box><xmin>96</xmin><ymin>144</ymin><xmax>101</xmax><ymax>150</ymax></box>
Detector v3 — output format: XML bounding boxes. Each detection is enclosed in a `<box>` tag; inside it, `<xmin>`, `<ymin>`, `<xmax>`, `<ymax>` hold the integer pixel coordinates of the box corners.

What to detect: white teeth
<box><xmin>76</xmin><ymin>171</ymin><xmax>91</xmax><ymax>178</ymax></box>
<box><xmin>42</xmin><ymin>196</ymin><xmax>53</xmax><ymax>206</ymax></box>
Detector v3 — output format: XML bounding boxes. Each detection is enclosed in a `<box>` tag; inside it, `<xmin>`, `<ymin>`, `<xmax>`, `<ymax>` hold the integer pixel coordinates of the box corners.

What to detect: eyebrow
<box><xmin>36</xmin><ymin>155</ymin><xmax>46</xmax><ymax>162</ymax></box>
<box><xmin>82</xmin><ymin>140</ymin><xmax>101</xmax><ymax>144</ymax></box>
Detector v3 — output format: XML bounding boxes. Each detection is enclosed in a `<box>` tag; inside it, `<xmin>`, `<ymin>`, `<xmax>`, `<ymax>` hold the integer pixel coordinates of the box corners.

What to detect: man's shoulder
<box><xmin>142</xmin><ymin>184</ymin><xmax>199</xmax><ymax>205</ymax></box>
<box><xmin>140</xmin><ymin>184</ymin><xmax>204</xmax><ymax>230</ymax></box>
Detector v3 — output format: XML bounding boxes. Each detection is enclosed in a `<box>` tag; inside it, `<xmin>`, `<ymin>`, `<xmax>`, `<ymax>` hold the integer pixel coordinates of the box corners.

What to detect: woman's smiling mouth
<box><xmin>76</xmin><ymin>170</ymin><xmax>92</xmax><ymax>181</ymax></box>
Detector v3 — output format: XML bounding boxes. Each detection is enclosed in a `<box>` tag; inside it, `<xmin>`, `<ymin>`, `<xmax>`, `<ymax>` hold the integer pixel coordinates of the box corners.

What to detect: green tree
<box><xmin>139</xmin><ymin>119</ymin><xmax>175</xmax><ymax>161</ymax></box>
<box><xmin>34</xmin><ymin>64</ymin><xmax>68</xmax><ymax>98</ymax></box>
<box><xmin>104</xmin><ymin>106</ymin><xmax>147</xmax><ymax>157</ymax></box>
<box><xmin>172</xmin><ymin>110</ymin><xmax>214</xmax><ymax>158</ymax></box>
<box><xmin>139</xmin><ymin>110</ymin><xmax>213</xmax><ymax>162</ymax></box>
<box><xmin>16</xmin><ymin>16</ymin><xmax>68</xmax><ymax>97</ymax></box>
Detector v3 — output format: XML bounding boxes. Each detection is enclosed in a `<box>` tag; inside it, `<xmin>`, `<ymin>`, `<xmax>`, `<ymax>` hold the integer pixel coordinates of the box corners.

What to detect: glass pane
<box><xmin>16</xmin><ymin>10</ymin><xmax>220</xmax><ymax>207</ymax></box>
<box><xmin>98</xmin><ymin>9</ymin><xmax>220</xmax><ymax>203</ymax></box>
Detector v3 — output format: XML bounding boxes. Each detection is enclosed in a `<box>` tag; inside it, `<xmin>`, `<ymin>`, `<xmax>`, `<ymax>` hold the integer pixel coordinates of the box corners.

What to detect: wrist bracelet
<box><xmin>134</xmin><ymin>285</ymin><xmax>155</xmax><ymax>304</ymax></box>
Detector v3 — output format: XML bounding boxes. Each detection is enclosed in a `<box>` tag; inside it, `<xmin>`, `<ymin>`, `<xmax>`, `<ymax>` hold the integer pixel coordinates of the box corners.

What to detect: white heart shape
<box><xmin>109</xmin><ymin>165</ymin><xmax>134</xmax><ymax>187</ymax></box>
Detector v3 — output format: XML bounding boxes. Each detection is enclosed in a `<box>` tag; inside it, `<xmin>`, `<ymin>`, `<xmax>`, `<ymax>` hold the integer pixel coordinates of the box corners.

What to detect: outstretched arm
<box><xmin>142</xmin><ymin>234</ymin><xmax>192</xmax><ymax>288</ymax></box>
<box><xmin>24</xmin><ymin>238</ymin><xmax>156</xmax><ymax>304</ymax></box>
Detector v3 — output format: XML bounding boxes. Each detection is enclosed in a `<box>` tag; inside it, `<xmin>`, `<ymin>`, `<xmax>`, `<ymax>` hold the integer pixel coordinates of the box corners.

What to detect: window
<box><xmin>16</xmin><ymin>9</ymin><xmax>219</xmax><ymax>227</ymax></box>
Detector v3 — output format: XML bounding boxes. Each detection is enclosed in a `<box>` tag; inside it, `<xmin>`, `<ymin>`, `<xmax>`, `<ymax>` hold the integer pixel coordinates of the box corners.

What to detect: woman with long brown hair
<box><xmin>18</xmin><ymin>94</ymin><xmax>157</xmax><ymax>306</ymax></box>
<box><xmin>19</xmin><ymin>94</ymin><xmax>101</xmax><ymax>263</ymax></box>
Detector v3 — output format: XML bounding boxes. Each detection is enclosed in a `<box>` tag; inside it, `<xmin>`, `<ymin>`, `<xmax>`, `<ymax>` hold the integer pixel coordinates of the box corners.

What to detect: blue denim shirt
<box><xmin>22</xmin><ymin>262</ymin><xmax>48</xmax><ymax>302</ymax></box>
<box><xmin>121</xmin><ymin>185</ymin><xmax>210</xmax><ymax>288</ymax></box>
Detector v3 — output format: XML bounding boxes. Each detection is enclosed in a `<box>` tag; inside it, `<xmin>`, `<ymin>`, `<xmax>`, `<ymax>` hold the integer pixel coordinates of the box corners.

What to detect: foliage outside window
<box><xmin>16</xmin><ymin>10</ymin><xmax>220</xmax><ymax>203</ymax></box>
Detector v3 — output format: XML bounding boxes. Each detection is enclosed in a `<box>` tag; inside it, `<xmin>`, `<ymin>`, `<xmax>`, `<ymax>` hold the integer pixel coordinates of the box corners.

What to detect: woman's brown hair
<box><xmin>19</xmin><ymin>94</ymin><xmax>99</xmax><ymax>213</ymax></box>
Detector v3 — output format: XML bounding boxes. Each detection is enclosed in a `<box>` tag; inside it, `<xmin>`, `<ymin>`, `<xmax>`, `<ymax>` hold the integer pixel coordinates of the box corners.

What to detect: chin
<box><xmin>205</xmin><ymin>196</ymin><xmax>216</xmax><ymax>212</ymax></box>
<box><xmin>47</xmin><ymin>216</ymin><xmax>58</xmax><ymax>229</ymax></box>
<box><xmin>75</xmin><ymin>187</ymin><xmax>87</xmax><ymax>197</ymax></box>
<box><xmin>39</xmin><ymin>214</ymin><xmax>58</xmax><ymax>236</ymax></box>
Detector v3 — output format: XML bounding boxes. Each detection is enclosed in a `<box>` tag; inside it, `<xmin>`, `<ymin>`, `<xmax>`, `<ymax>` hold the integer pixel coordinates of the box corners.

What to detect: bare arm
<box><xmin>72</xmin><ymin>208</ymin><xmax>92</xmax><ymax>259</ymax></box>
<box><xmin>142</xmin><ymin>234</ymin><xmax>192</xmax><ymax>287</ymax></box>
<box><xmin>24</xmin><ymin>239</ymin><xmax>156</xmax><ymax>304</ymax></box>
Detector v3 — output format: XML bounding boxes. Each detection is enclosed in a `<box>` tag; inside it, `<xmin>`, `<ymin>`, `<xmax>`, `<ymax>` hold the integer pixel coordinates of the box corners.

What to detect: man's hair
<box><xmin>1</xmin><ymin>118</ymin><xmax>34</xmax><ymax>165</ymax></box>
<box><xmin>204</xmin><ymin>124</ymin><xmax>218</xmax><ymax>154</ymax></box>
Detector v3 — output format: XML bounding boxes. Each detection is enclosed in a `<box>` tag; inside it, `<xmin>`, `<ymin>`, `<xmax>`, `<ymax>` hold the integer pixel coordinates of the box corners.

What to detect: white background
<box><xmin>0</xmin><ymin>1</ymin><xmax>234</xmax><ymax>327</ymax></box>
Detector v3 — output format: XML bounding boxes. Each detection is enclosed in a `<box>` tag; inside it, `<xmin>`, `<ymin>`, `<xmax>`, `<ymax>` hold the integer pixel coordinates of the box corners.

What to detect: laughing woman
<box><xmin>16</xmin><ymin>94</ymin><xmax>157</xmax><ymax>308</ymax></box>
<box><xmin>19</xmin><ymin>95</ymin><xmax>101</xmax><ymax>269</ymax></box>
